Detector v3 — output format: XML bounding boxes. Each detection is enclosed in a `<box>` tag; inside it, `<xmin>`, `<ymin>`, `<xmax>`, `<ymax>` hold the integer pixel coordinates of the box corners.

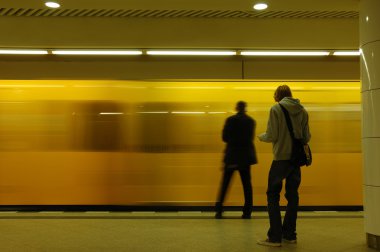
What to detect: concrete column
<box><xmin>361</xmin><ymin>0</ymin><xmax>380</xmax><ymax>250</ymax></box>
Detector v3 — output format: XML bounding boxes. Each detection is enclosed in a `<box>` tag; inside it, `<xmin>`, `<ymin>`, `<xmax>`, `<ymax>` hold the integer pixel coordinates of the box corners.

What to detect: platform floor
<box><xmin>0</xmin><ymin>211</ymin><xmax>377</xmax><ymax>251</ymax></box>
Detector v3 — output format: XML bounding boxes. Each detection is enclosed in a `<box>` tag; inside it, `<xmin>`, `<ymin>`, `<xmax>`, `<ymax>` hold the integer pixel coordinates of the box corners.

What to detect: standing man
<box><xmin>215</xmin><ymin>101</ymin><xmax>257</xmax><ymax>219</ymax></box>
<box><xmin>257</xmin><ymin>85</ymin><xmax>311</xmax><ymax>247</ymax></box>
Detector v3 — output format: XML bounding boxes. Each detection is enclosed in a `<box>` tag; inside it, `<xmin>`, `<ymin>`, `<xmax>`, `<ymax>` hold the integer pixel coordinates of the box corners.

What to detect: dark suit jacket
<box><xmin>222</xmin><ymin>112</ymin><xmax>257</xmax><ymax>167</ymax></box>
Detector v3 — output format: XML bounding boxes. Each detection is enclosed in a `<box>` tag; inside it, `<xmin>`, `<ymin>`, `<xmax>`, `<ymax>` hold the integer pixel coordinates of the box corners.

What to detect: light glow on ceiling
<box><xmin>45</xmin><ymin>2</ymin><xmax>61</xmax><ymax>8</ymax></box>
<box><xmin>51</xmin><ymin>50</ymin><xmax>143</xmax><ymax>55</ymax></box>
<box><xmin>253</xmin><ymin>3</ymin><xmax>268</xmax><ymax>10</ymax></box>
<box><xmin>333</xmin><ymin>51</ymin><xmax>360</xmax><ymax>56</ymax></box>
<box><xmin>241</xmin><ymin>51</ymin><xmax>330</xmax><ymax>56</ymax></box>
<box><xmin>146</xmin><ymin>50</ymin><xmax>237</xmax><ymax>56</ymax></box>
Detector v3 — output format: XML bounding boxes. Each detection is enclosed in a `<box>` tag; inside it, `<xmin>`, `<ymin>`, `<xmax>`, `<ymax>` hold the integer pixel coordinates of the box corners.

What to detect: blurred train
<box><xmin>0</xmin><ymin>80</ymin><xmax>362</xmax><ymax>207</ymax></box>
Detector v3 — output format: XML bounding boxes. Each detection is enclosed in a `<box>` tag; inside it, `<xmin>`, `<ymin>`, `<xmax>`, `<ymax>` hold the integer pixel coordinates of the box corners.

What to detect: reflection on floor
<box><xmin>0</xmin><ymin>211</ymin><xmax>376</xmax><ymax>252</ymax></box>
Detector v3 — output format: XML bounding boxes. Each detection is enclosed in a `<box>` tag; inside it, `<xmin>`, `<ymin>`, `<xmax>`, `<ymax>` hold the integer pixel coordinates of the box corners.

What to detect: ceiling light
<box><xmin>253</xmin><ymin>3</ymin><xmax>268</xmax><ymax>10</ymax></box>
<box><xmin>45</xmin><ymin>2</ymin><xmax>60</xmax><ymax>8</ymax></box>
<box><xmin>240</xmin><ymin>51</ymin><xmax>330</xmax><ymax>56</ymax></box>
<box><xmin>333</xmin><ymin>51</ymin><xmax>360</xmax><ymax>56</ymax></box>
<box><xmin>146</xmin><ymin>50</ymin><xmax>236</xmax><ymax>56</ymax></box>
<box><xmin>0</xmin><ymin>49</ymin><xmax>49</xmax><ymax>55</ymax></box>
<box><xmin>51</xmin><ymin>50</ymin><xmax>143</xmax><ymax>55</ymax></box>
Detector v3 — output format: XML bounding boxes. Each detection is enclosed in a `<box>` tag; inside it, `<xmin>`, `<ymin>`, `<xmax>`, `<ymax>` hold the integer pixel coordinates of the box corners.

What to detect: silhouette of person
<box><xmin>257</xmin><ymin>85</ymin><xmax>311</xmax><ymax>247</ymax></box>
<box><xmin>215</xmin><ymin>101</ymin><xmax>257</xmax><ymax>219</ymax></box>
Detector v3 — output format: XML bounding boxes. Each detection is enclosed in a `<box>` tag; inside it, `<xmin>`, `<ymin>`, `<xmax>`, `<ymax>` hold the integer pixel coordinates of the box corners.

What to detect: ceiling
<box><xmin>0</xmin><ymin>0</ymin><xmax>359</xmax><ymax>18</ymax></box>
<box><xmin>0</xmin><ymin>0</ymin><xmax>360</xmax><ymax>80</ymax></box>
<box><xmin>0</xmin><ymin>0</ymin><xmax>359</xmax><ymax>11</ymax></box>
<box><xmin>0</xmin><ymin>0</ymin><xmax>360</xmax><ymax>49</ymax></box>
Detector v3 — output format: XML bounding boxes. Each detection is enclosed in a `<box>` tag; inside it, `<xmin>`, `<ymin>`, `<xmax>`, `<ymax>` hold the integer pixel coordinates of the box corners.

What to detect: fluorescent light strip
<box><xmin>233</xmin><ymin>87</ymin><xmax>305</xmax><ymax>91</ymax></box>
<box><xmin>234</xmin><ymin>87</ymin><xmax>276</xmax><ymax>90</ymax></box>
<box><xmin>333</xmin><ymin>51</ymin><xmax>360</xmax><ymax>56</ymax></box>
<box><xmin>0</xmin><ymin>84</ymin><xmax>64</xmax><ymax>88</ymax></box>
<box><xmin>154</xmin><ymin>86</ymin><xmax>224</xmax><ymax>89</ymax></box>
<box><xmin>240</xmin><ymin>51</ymin><xmax>330</xmax><ymax>56</ymax></box>
<box><xmin>0</xmin><ymin>49</ymin><xmax>361</xmax><ymax>57</ymax></box>
<box><xmin>0</xmin><ymin>50</ymin><xmax>49</xmax><ymax>55</ymax></box>
<box><xmin>146</xmin><ymin>50</ymin><xmax>236</xmax><ymax>56</ymax></box>
<box><xmin>234</xmin><ymin>86</ymin><xmax>359</xmax><ymax>91</ymax></box>
<box><xmin>99</xmin><ymin>112</ymin><xmax>124</xmax><ymax>115</ymax></box>
<box><xmin>137</xmin><ymin>112</ymin><xmax>169</xmax><ymax>114</ymax></box>
<box><xmin>121</xmin><ymin>86</ymin><xmax>147</xmax><ymax>89</ymax></box>
<box><xmin>171</xmin><ymin>112</ymin><xmax>206</xmax><ymax>114</ymax></box>
<box><xmin>0</xmin><ymin>102</ymin><xmax>29</xmax><ymax>104</ymax></box>
<box><xmin>234</xmin><ymin>87</ymin><xmax>305</xmax><ymax>90</ymax></box>
<box><xmin>311</xmin><ymin>87</ymin><xmax>360</xmax><ymax>90</ymax></box>
<box><xmin>74</xmin><ymin>85</ymin><xmax>111</xmax><ymax>88</ymax></box>
<box><xmin>52</xmin><ymin>50</ymin><xmax>143</xmax><ymax>55</ymax></box>
<box><xmin>73</xmin><ymin>85</ymin><xmax>147</xmax><ymax>88</ymax></box>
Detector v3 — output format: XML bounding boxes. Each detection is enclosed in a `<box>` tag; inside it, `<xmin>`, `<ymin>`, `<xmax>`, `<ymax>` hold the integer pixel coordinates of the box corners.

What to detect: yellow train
<box><xmin>0</xmin><ymin>80</ymin><xmax>362</xmax><ymax>207</ymax></box>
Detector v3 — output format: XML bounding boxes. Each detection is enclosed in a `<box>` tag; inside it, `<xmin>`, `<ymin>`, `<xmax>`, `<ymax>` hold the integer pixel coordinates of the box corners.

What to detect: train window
<box><xmin>129</xmin><ymin>102</ymin><xmax>227</xmax><ymax>153</ymax></box>
<box><xmin>71</xmin><ymin>101</ymin><xmax>124</xmax><ymax>151</ymax></box>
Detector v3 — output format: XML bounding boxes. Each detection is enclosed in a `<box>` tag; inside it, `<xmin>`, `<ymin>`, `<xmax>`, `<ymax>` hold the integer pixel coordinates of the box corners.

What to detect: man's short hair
<box><xmin>236</xmin><ymin>101</ymin><xmax>247</xmax><ymax>112</ymax></box>
<box><xmin>274</xmin><ymin>85</ymin><xmax>292</xmax><ymax>102</ymax></box>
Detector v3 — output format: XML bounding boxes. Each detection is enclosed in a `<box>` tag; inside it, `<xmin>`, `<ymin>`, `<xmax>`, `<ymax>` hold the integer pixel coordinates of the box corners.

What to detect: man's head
<box><xmin>274</xmin><ymin>85</ymin><xmax>292</xmax><ymax>102</ymax></box>
<box><xmin>236</xmin><ymin>101</ymin><xmax>247</xmax><ymax>113</ymax></box>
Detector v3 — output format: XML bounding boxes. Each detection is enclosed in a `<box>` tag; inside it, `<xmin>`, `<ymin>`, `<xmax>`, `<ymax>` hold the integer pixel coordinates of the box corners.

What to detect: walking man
<box><xmin>215</xmin><ymin>101</ymin><xmax>257</xmax><ymax>219</ymax></box>
<box><xmin>257</xmin><ymin>85</ymin><xmax>311</xmax><ymax>247</ymax></box>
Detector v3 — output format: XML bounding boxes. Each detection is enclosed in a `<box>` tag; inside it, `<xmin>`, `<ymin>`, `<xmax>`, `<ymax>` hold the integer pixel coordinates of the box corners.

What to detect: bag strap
<box><xmin>279</xmin><ymin>104</ymin><xmax>295</xmax><ymax>140</ymax></box>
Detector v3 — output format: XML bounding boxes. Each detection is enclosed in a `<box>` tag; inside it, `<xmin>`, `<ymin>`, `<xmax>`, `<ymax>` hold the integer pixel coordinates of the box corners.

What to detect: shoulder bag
<box><xmin>279</xmin><ymin>104</ymin><xmax>312</xmax><ymax>167</ymax></box>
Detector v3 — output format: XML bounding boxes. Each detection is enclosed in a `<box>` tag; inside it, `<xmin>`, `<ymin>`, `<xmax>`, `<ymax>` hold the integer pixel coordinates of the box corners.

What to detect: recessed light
<box><xmin>45</xmin><ymin>2</ymin><xmax>61</xmax><ymax>8</ymax></box>
<box><xmin>253</xmin><ymin>3</ymin><xmax>268</xmax><ymax>10</ymax></box>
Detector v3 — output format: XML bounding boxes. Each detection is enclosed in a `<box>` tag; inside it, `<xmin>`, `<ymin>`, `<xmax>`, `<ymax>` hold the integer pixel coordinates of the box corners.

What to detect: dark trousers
<box><xmin>267</xmin><ymin>160</ymin><xmax>301</xmax><ymax>242</ymax></box>
<box><xmin>215</xmin><ymin>165</ymin><xmax>253</xmax><ymax>215</ymax></box>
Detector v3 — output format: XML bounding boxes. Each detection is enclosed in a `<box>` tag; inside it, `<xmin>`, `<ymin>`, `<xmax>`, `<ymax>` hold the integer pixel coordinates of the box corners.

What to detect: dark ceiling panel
<box><xmin>0</xmin><ymin>8</ymin><xmax>359</xmax><ymax>18</ymax></box>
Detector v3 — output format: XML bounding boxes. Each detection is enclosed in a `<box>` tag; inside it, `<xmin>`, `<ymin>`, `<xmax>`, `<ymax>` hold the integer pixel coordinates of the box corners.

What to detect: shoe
<box><xmin>215</xmin><ymin>212</ymin><xmax>222</xmax><ymax>219</ymax></box>
<box><xmin>241</xmin><ymin>214</ymin><xmax>251</xmax><ymax>219</ymax></box>
<box><xmin>283</xmin><ymin>238</ymin><xmax>297</xmax><ymax>244</ymax></box>
<box><xmin>257</xmin><ymin>238</ymin><xmax>281</xmax><ymax>247</ymax></box>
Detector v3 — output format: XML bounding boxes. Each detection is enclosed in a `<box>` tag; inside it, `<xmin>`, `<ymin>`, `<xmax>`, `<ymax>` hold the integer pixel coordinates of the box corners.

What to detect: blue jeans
<box><xmin>266</xmin><ymin>160</ymin><xmax>301</xmax><ymax>242</ymax></box>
